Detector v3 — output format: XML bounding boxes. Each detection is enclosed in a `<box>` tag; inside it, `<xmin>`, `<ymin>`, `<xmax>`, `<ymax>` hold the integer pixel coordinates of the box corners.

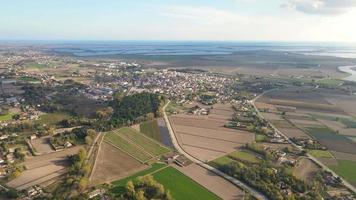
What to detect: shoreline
<box><xmin>338</xmin><ymin>65</ymin><xmax>356</xmax><ymax>82</ymax></box>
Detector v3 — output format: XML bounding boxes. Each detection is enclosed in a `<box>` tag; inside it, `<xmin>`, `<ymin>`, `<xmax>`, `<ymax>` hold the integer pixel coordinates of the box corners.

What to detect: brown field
<box><xmin>271</xmin><ymin>120</ymin><xmax>294</xmax><ymax>128</ymax></box>
<box><xmin>331</xmin><ymin>151</ymin><xmax>356</xmax><ymax>161</ymax></box>
<box><xmin>288</xmin><ymin>119</ymin><xmax>323</xmax><ymax>126</ymax></box>
<box><xmin>31</xmin><ymin>136</ymin><xmax>55</xmax><ymax>154</ymax></box>
<box><xmin>255</xmin><ymin>102</ymin><xmax>276</xmax><ymax>110</ymax></box>
<box><xmin>7</xmin><ymin>146</ymin><xmax>82</xmax><ymax>190</ymax></box>
<box><xmin>293</xmin><ymin>158</ymin><xmax>320</xmax><ymax>182</ymax></box>
<box><xmin>278</xmin><ymin>127</ymin><xmax>311</xmax><ymax>139</ymax></box>
<box><xmin>90</xmin><ymin>142</ymin><xmax>147</xmax><ymax>185</ymax></box>
<box><xmin>261</xmin><ymin>112</ymin><xmax>282</xmax><ymax>120</ymax></box>
<box><xmin>170</xmin><ymin>111</ymin><xmax>254</xmax><ymax>161</ymax></box>
<box><xmin>174</xmin><ymin>164</ymin><xmax>245</xmax><ymax>200</ymax></box>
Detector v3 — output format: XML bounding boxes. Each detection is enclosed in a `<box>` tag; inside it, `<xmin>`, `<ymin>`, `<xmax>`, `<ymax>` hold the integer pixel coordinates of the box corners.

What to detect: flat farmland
<box><xmin>90</xmin><ymin>142</ymin><xmax>147</xmax><ymax>185</ymax></box>
<box><xmin>7</xmin><ymin>146</ymin><xmax>82</xmax><ymax>190</ymax></box>
<box><xmin>174</xmin><ymin>163</ymin><xmax>245</xmax><ymax>200</ymax></box>
<box><xmin>104</xmin><ymin>128</ymin><xmax>170</xmax><ymax>163</ymax></box>
<box><xmin>170</xmin><ymin>112</ymin><xmax>254</xmax><ymax>161</ymax></box>
<box><xmin>305</xmin><ymin>127</ymin><xmax>356</xmax><ymax>154</ymax></box>
<box><xmin>31</xmin><ymin>136</ymin><xmax>55</xmax><ymax>154</ymax></box>
<box><xmin>152</xmin><ymin>167</ymin><xmax>220</xmax><ymax>200</ymax></box>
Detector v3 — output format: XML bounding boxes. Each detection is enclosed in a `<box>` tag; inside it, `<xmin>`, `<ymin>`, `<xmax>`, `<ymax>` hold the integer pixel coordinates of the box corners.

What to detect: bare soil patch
<box><xmin>90</xmin><ymin>142</ymin><xmax>147</xmax><ymax>185</ymax></box>
<box><xmin>7</xmin><ymin>146</ymin><xmax>82</xmax><ymax>190</ymax></box>
<box><xmin>31</xmin><ymin>136</ymin><xmax>54</xmax><ymax>154</ymax></box>
<box><xmin>278</xmin><ymin>127</ymin><xmax>311</xmax><ymax>139</ymax></box>
<box><xmin>331</xmin><ymin>151</ymin><xmax>356</xmax><ymax>161</ymax></box>
<box><xmin>293</xmin><ymin>158</ymin><xmax>320</xmax><ymax>182</ymax></box>
<box><xmin>174</xmin><ymin>163</ymin><xmax>245</xmax><ymax>200</ymax></box>
<box><xmin>170</xmin><ymin>114</ymin><xmax>254</xmax><ymax>161</ymax></box>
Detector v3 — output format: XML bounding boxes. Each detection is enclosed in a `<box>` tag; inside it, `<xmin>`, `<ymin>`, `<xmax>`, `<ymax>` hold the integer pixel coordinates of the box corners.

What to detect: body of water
<box><xmin>338</xmin><ymin>66</ymin><xmax>356</xmax><ymax>82</ymax></box>
<box><xmin>45</xmin><ymin>41</ymin><xmax>356</xmax><ymax>58</ymax></box>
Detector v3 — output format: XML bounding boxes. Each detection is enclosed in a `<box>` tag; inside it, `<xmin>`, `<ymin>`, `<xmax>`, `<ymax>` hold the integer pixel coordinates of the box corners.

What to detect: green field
<box><xmin>0</xmin><ymin>113</ymin><xmax>15</xmax><ymax>122</ymax></box>
<box><xmin>118</xmin><ymin>127</ymin><xmax>170</xmax><ymax>156</ymax></box>
<box><xmin>104</xmin><ymin>128</ymin><xmax>170</xmax><ymax>162</ymax></box>
<box><xmin>305</xmin><ymin>127</ymin><xmax>349</xmax><ymax>141</ymax></box>
<box><xmin>329</xmin><ymin>160</ymin><xmax>356</xmax><ymax>185</ymax></box>
<box><xmin>26</xmin><ymin>62</ymin><xmax>46</xmax><ymax>69</ymax></box>
<box><xmin>104</xmin><ymin>131</ymin><xmax>153</xmax><ymax>162</ymax></box>
<box><xmin>19</xmin><ymin>76</ymin><xmax>41</xmax><ymax>82</ymax></box>
<box><xmin>228</xmin><ymin>151</ymin><xmax>260</xmax><ymax>164</ymax></box>
<box><xmin>316</xmin><ymin>79</ymin><xmax>343</xmax><ymax>87</ymax></box>
<box><xmin>111</xmin><ymin>163</ymin><xmax>167</xmax><ymax>194</ymax></box>
<box><xmin>166</xmin><ymin>101</ymin><xmax>187</xmax><ymax>114</ymax></box>
<box><xmin>255</xmin><ymin>134</ymin><xmax>267</xmax><ymax>142</ymax></box>
<box><xmin>308</xmin><ymin>150</ymin><xmax>333</xmax><ymax>158</ymax></box>
<box><xmin>36</xmin><ymin>112</ymin><xmax>72</xmax><ymax>126</ymax></box>
<box><xmin>339</xmin><ymin>118</ymin><xmax>356</xmax><ymax>128</ymax></box>
<box><xmin>152</xmin><ymin>167</ymin><xmax>220</xmax><ymax>200</ymax></box>
<box><xmin>140</xmin><ymin>120</ymin><xmax>161</xmax><ymax>141</ymax></box>
<box><xmin>209</xmin><ymin>156</ymin><xmax>236</xmax><ymax>168</ymax></box>
<box><xmin>311</xmin><ymin>114</ymin><xmax>356</xmax><ymax>128</ymax></box>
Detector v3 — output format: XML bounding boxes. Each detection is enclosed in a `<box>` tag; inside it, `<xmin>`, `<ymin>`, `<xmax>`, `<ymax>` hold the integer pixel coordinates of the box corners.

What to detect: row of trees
<box><xmin>122</xmin><ymin>175</ymin><xmax>173</xmax><ymax>200</ymax></box>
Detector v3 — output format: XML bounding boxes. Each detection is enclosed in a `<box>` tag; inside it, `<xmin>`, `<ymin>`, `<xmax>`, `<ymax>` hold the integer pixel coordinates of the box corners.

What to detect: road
<box><xmin>163</xmin><ymin>101</ymin><xmax>268</xmax><ymax>200</ymax></box>
<box><xmin>251</xmin><ymin>89</ymin><xmax>356</xmax><ymax>193</ymax></box>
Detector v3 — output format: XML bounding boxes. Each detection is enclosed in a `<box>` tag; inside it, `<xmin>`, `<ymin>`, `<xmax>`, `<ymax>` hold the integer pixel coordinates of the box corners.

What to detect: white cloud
<box><xmin>283</xmin><ymin>0</ymin><xmax>356</xmax><ymax>15</ymax></box>
<box><xmin>156</xmin><ymin>5</ymin><xmax>356</xmax><ymax>42</ymax></box>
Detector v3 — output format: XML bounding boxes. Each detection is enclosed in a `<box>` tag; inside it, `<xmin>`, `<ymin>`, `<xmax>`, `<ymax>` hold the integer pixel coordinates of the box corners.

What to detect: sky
<box><xmin>1</xmin><ymin>0</ymin><xmax>356</xmax><ymax>42</ymax></box>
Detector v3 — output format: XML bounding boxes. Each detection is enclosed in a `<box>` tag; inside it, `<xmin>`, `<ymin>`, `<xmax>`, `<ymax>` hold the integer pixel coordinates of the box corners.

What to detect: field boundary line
<box><xmin>115</xmin><ymin>131</ymin><xmax>156</xmax><ymax>158</ymax></box>
<box><xmin>103</xmin><ymin>139</ymin><xmax>149</xmax><ymax>164</ymax></box>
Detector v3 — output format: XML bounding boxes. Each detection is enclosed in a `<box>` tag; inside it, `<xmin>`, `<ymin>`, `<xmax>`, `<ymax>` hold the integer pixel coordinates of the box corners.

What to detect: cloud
<box><xmin>283</xmin><ymin>0</ymin><xmax>356</xmax><ymax>15</ymax></box>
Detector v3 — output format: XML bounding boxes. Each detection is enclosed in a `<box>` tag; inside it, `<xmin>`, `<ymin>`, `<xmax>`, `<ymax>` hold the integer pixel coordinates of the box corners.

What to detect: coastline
<box><xmin>338</xmin><ymin>65</ymin><xmax>356</xmax><ymax>82</ymax></box>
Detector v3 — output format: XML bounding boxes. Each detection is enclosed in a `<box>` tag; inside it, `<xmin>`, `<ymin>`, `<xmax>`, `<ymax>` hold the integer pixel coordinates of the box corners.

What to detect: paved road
<box><xmin>252</xmin><ymin>90</ymin><xmax>356</xmax><ymax>194</ymax></box>
<box><xmin>163</xmin><ymin>101</ymin><xmax>268</xmax><ymax>200</ymax></box>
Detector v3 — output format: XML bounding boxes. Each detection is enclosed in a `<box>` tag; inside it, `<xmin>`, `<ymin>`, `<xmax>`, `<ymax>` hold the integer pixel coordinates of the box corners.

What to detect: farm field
<box><xmin>173</xmin><ymin>164</ymin><xmax>245</xmax><ymax>200</ymax></box>
<box><xmin>104</xmin><ymin>128</ymin><xmax>170</xmax><ymax>163</ymax></box>
<box><xmin>152</xmin><ymin>167</ymin><xmax>220</xmax><ymax>200</ymax></box>
<box><xmin>7</xmin><ymin>146</ymin><xmax>82</xmax><ymax>190</ymax></box>
<box><xmin>30</xmin><ymin>136</ymin><xmax>55</xmax><ymax>154</ymax></box>
<box><xmin>169</xmin><ymin>103</ymin><xmax>254</xmax><ymax>161</ymax></box>
<box><xmin>293</xmin><ymin>158</ymin><xmax>320</xmax><ymax>182</ymax></box>
<box><xmin>140</xmin><ymin>120</ymin><xmax>161</xmax><ymax>141</ymax></box>
<box><xmin>329</xmin><ymin>160</ymin><xmax>356</xmax><ymax>186</ymax></box>
<box><xmin>36</xmin><ymin>112</ymin><xmax>72</xmax><ymax>126</ymax></box>
<box><xmin>110</xmin><ymin>162</ymin><xmax>167</xmax><ymax>194</ymax></box>
<box><xmin>257</xmin><ymin>87</ymin><xmax>356</xmax><ymax>188</ymax></box>
<box><xmin>228</xmin><ymin>151</ymin><xmax>261</xmax><ymax>164</ymax></box>
<box><xmin>305</xmin><ymin>127</ymin><xmax>356</xmax><ymax>154</ymax></box>
<box><xmin>90</xmin><ymin>142</ymin><xmax>147</xmax><ymax>185</ymax></box>
<box><xmin>157</xmin><ymin>118</ymin><xmax>173</xmax><ymax>148</ymax></box>
<box><xmin>170</xmin><ymin>114</ymin><xmax>254</xmax><ymax>161</ymax></box>
<box><xmin>309</xmin><ymin>150</ymin><xmax>334</xmax><ymax>158</ymax></box>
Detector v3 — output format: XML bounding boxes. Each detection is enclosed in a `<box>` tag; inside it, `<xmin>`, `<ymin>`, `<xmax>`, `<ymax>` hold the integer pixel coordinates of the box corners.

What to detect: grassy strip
<box><xmin>308</xmin><ymin>150</ymin><xmax>333</xmax><ymax>158</ymax></box>
<box><xmin>152</xmin><ymin>167</ymin><xmax>220</xmax><ymax>200</ymax></box>
<box><xmin>228</xmin><ymin>151</ymin><xmax>260</xmax><ymax>164</ymax></box>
